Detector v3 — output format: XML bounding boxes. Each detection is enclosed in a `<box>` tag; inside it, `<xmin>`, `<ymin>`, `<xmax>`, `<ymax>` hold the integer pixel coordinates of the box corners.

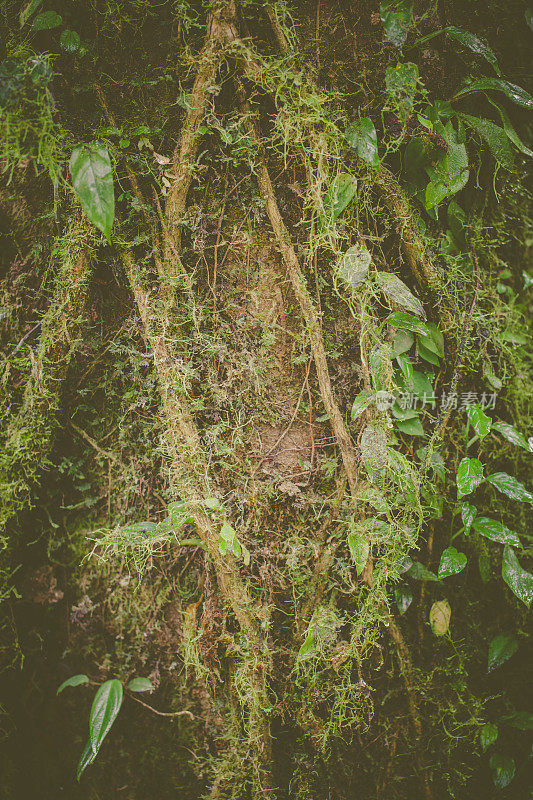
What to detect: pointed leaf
<box><xmin>455</xmin><ymin>78</ymin><xmax>533</xmax><ymax>110</ymax></box>
<box><xmin>375</xmin><ymin>272</ymin><xmax>425</xmax><ymax>317</ymax></box>
<box><xmin>406</xmin><ymin>560</ymin><xmax>439</xmax><ymax>581</ymax></box>
<box><xmin>337</xmin><ymin>244</ymin><xmax>371</xmax><ymax>291</ymax></box>
<box><xmin>89</xmin><ymin>679</ymin><xmax>123</xmax><ymax>755</ymax></box>
<box><xmin>77</xmin><ymin>739</ymin><xmax>96</xmax><ymax>781</ymax></box>
<box><xmin>502</xmin><ymin>546</ymin><xmax>533</xmax><ymax>607</ymax></box>
<box><xmin>351</xmin><ymin>389</ymin><xmax>376</xmax><ymax>420</ymax></box>
<box><xmin>32</xmin><ymin>10</ymin><xmax>62</xmax><ymax>29</ymax></box>
<box><xmin>461</xmin><ymin>502</ymin><xmax>477</xmax><ymax>534</ymax></box>
<box><xmin>472</xmin><ymin>517</ymin><xmax>520</xmax><ymax>547</ymax></box>
<box><xmin>70</xmin><ymin>143</ymin><xmax>115</xmax><ymax>242</ymax></box>
<box><xmin>394</xmin><ymin>584</ymin><xmax>413</xmax><ymax>614</ymax></box>
<box><xmin>385</xmin><ymin>312</ymin><xmax>431</xmax><ymax>337</ymax></box>
<box><xmin>489</xmin><ymin>753</ymin><xmax>516</xmax><ymax>789</ymax></box>
<box><xmin>488</xmin><ymin>634</ymin><xmax>518</xmax><ymax>672</ymax></box>
<box><xmin>460</xmin><ymin>114</ymin><xmax>514</xmax><ymax>170</ymax></box>
<box><xmin>346</xmin><ymin>117</ymin><xmax>380</xmax><ymax>167</ymax></box>
<box><xmin>57</xmin><ymin>674</ymin><xmax>89</xmax><ymax>695</ymax></box>
<box><xmin>466</xmin><ymin>403</ymin><xmax>492</xmax><ymax>439</ymax></box>
<box><xmin>492</xmin><ymin>420</ymin><xmax>530</xmax><ymax>451</ymax></box>
<box><xmin>298</xmin><ymin>631</ymin><xmax>317</xmax><ymax>660</ymax></box>
<box><xmin>456</xmin><ymin>457</ymin><xmax>483</xmax><ymax>498</ymax></box>
<box><xmin>380</xmin><ymin>1</ymin><xmax>414</xmax><ymax>49</ymax></box>
<box><xmin>445</xmin><ymin>26</ymin><xmax>500</xmax><ymax>74</ymax></box>
<box><xmin>438</xmin><ymin>546</ymin><xmax>467</xmax><ymax>578</ymax></box>
<box><xmin>487</xmin><ymin>472</ymin><xmax>533</xmax><ymax>503</ymax></box>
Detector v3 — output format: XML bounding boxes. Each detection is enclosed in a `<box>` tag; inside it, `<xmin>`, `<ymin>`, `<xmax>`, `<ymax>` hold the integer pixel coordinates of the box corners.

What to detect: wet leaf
<box><xmin>375</xmin><ymin>272</ymin><xmax>425</xmax><ymax>317</ymax></box>
<box><xmin>472</xmin><ymin>517</ymin><xmax>520</xmax><ymax>547</ymax></box>
<box><xmin>488</xmin><ymin>634</ymin><xmax>518</xmax><ymax>672</ymax></box>
<box><xmin>380</xmin><ymin>1</ymin><xmax>414</xmax><ymax>50</ymax></box>
<box><xmin>502</xmin><ymin>546</ymin><xmax>533</xmax><ymax>607</ymax></box>
<box><xmin>461</xmin><ymin>502</ymin><xmax>477</xmax><ymax>534</ymax></box>
<box><xmin>351</xmin><ymin>389</ymin><xmax>376</xmax><ymax>419</ymax></box>
<box><xmin>77</xmin><ymin>739</ymin><xmax>96</xmax><ymax>781</ymax></box>
<box><xmin>32</xmin><ymin>10</ymin><xmax>62</xmax><ymax>29</ymax></box>
<box><xmin>466</xmin><ymin>403</ymin><xmax>492</xmax><ymax>439</ymax></box>
<box><xmin>487</xmin><ymin>472</ymin><xmax>533</xmax><ymax>504</ymax></box>
<box><xmin>456</xmin><ymin>457</ymin><xmax>483</xmax><ymax>498</ymax></box>
<box><xmin>480</xmin><ymin>722</ymin><xmax>498</xmax><ymax>751</ymax></box>
<box><xmin>298</xmin><ymin>631</ymin><xmax>317</xmax><ymax>660</ymax></box>
<box><xmin>89</xmin><ymin>679</ymin><xmax>123</xmax><ymax>756</ymax></box>
<box><xmin>392</xmin><ymin>329</ymin><xmax>415</xmax><ymax>355</ymax></box>
<box><xmin>385</xmin><ymin>312</ymin><xmax>431</xmax><ymax>337</ymax></box>
<box><xmin>460</xmin><ymin>113</ymin><xmax>514</xmax><ymax>170</ymax></box>
<box><xmin>429</xmin><ymin>599</ymin><xmax>451</xmax><ymax>635</ymax></box>
<box><xmin>70</xmin><ymin>143</ymin><xmax>115</xmax><ymax>242</ymax></box>
<box><xmin>492</xmin><ymin>420</ymin><xmax>530</xmax><ymax>451</ymax></box>
<box><xmin>455</xmin><ymin>78</ymin><xmax>533</xmax><ymax>110</ymax></box>
<box><xmin>438</xmin><ymin>546</ymin><xmax>467</xmax><ymax>579</ymax></box>
<box><xmin>445</xmin><ymin>27</ymin><xmax>500</xmax><ymax>74</ymax></box>
<box><xmin>346</xmin><ymin>117</ymin><xmax>380</xmax><ymax>167</ymax></box>
<box><xmin>406</xmin><ymin>561</ymin><xmax>439</xmax><ymax>581</ymax></box>
<box><xmin>57</xmin><ymin>674</ymin><xmax>89</xmax><ymax>694</ymax></box>
<box><xmin>323</xmin><ymin>173</ymin><xmax>358</xmax><ymax>222</ymax></box>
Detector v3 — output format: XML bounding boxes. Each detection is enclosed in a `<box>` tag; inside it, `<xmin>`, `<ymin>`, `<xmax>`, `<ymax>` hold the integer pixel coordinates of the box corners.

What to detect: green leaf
<box><xmin>472</xmin><ymin>517</ymin><xmax>521</xmax><ymax>547</ymax></box>
<box><xmin>20</xmin><ymin>0</ymin><xmax>42</xmax><ymax>27</ymax></box>
<box><xmin>466</xmin><ymin>403</ymin><xmax>492</xmax><ymax>439</ymax></box>
<box><xmin>460</xmin><ymin>114</ymin><xmax>514</xmax><ymax>170</ymax></box>
<box><xmin>385</xmin><ymin>312</ymin><xmax>431</xmax><ymax>337</ymax></box>
<box><xmin>410</xmin><ymin>370</ymin><xmax>434</xmax><ymax>401</ymax></box>
<box><xmin>460</xmin><ymin>502</ymin><xmax>477</xmax><ymax>534</ymax></box>
<box><xmin>346</xmin><ymin>118</ymin><xmax>380</xmax><ymax>167</ymax></box>
<box><xmin>337</xmin><ymin>244</ymin><xmax>371</xmax><ymax>291</ymax></box>
<box><xmin>438</xmin><ymin>546</ymin><xmax>467</xmax><ymax>578</ymax></box>
<box><xmin>70</xmin><ymin>144</ymin><xmax>115</xmax><ymax>242</ymax></box>
<box><xmin>455</xmin><ymin>78</ymin><xmax>533</xmax><ymax>110</ymax></box>
<box><xmin>298</xmin><ymin>631</ymin><xmax>317</xmax><ymax>660</ymax></box>
<box><xmin>487</xmin><ymin>472</ymin><xmax>533</xmax><ymax>504</ymax></box>
<box><xmin>489</xmin><ymin>753</ymin><xmax>516</xmax><ymax>789</ymax></box>
<box><xmin>502</xmin><ymin>546</ymin><xmax>533</xmax><ymax>607</ymax></box>
<box><xmin>394</xmin><ymin>584</ymin><xmax>413</xmax><ymax>614</ymax></box>
<box><xmin>32</xmin><ymin>10</ymin><xmax>62</xmax><ymax>29</ymax></box>
<box><xmin>486</xmin><ymin>98</ymin><xmax>533</xmax><ymax>158</ymax></box>
<box><xmin>480</xmin><ymin>722</ymin><xmax>498</xmax><ymax>751</ymax></box>
<box><xmin>351</xmin><ymin>389</ymin><xmax>376</xmax><ymax>420</ymax></box>
<box><xmin>492</xmin><ymin>420</ymin><xmax>530</xmax><ymax>451</ymax></box>
<box><xmin>429</xmin><ymin>599</ymin><xmax>451</xmax><ymax>635</ymax></box>
<box><xmin>456</xmin><ymin>457</ymin><xmax>483</xmax><ymax>498</ymax></box>
<box><xmin>380</xmin><ymin>1</ymin><xmax>414</xmax><ymax>49</ymax></box>
<box><xmin>323</xmin><ymin>173</ymin><xmax>357</xmax><ymax>222</ymax></box>
<box><xmin>396</xmin><ymin>353</ymin><xmax>413</xmax><ymax>383</ymax></box>
<box><xmin>418</xmin><ymin>339</ymin><xmax>440</xmax><ymax>365</ymax></box>
<box><xmin>488</xmin><ymin>634</ymin><xmax>518</xmax><ymax>672</ymax></box>
<box><xmin>347</xmin><ymin>532</ymin><xmax>370</xmax><ymax>575</ymax></box>
<box><xmin>445</xmin><ymin>26</ymin><xmax>500</xmax><ymax>75</ymax></box>
<box><xmin>406</xmin><ymin>560</ymin><xmax>439</xmax><ymax>581</ymax></box>
<box><xmin>395</xmin><ymin>416</ymin><xmax>425</xmax><ymax>436</ymax></box>
<box><xmin>57</xmin><ymin>674</ymin><xmax>89</xmax><ymax>694</ymax></box>
<box><xmin>425</xmin><ymin>121</ymin><xmax>470</xmax><ymax>210</ymax></box>
<box><xmin>60</xmin><ymin>29</ymin><xmax>81</xmax><ymax>53</ymax></box>
<box><xmin>203</xmin><ymin>497</ymin><xmax>222</xmax><ymax>510</ymax></box>
<box><xmin>127</xmin><ymin>677</ymin><xmax>153</xmax><ymax>692</ymax></box>
<box><xmin>89</xmin><ymin>679</ymin><xmax>123</xmax><ymax>756</ymax></box>
<box><xmin>505</xmin><ymin>711</ymin><xmax>533</xmax><ymax>730</ymax></box>
<box><xmin>375</xmin><ymin>272</ymin><xmax>425</xmax><ymax>317</ymax></box>
<box><xmin>392</xmin><ymin>329</ymin><xmax>415</xmax><ymax>355</ymax></box>
<box><xmin>77</xmin><ymin>739</ymin><xmax>96</xmax><ymax>781</ymax></box>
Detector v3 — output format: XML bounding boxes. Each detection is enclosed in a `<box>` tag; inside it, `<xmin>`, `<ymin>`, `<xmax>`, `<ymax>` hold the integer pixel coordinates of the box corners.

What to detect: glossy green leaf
<box><xmin>472</xmin><ymin>517</ymin><xmax>520</xmax><ymax>547</ymax></box>
<box><xmin>346</xmin><ymin>117</ymin><xmax>380</xmax><ymax>167</ymax></box>
<box><xmin>492</xmin><ymin>420</ymin><xmax>530</xmax><ymax>451</ymax></box>
<box><xmin>351</xmin><ymin>389</ymin><xmax>376</xmax><ymax>419</ymax></box>
<box><xmin>396</xmin><ymin>353</ymin><xmax>413</xmax><ymax>383</ymax></box>
<box><xmin>32</xmin><ymin>10</ymin><xmax>62</xmax><ymax>29</ymax></box>
<box><xmin>460</xmin><ymin>113</ymin><xmax>514</xmax><ymax>170</ymax></box>
<box><xmin>323</xmin><ymin>173</ymin><xmax>357</xmax><ymax>222</ymax></box>
<box><xmin>456</xmin><ymin>457</ymin><xmax>483</xmax><ymax>498</ymax></box>
<box><xmin>429</xmin><ymin>599</ymin><xmax>451</xmax><ymax>635</ymax></box>
<box><xmin>60</xmin><ymin>29</ymin><xmax>82</xmax><ymax>53</ymax></box>
<box><xmin>425</xmin><ymin>121</ymin><xmax>470</xmax><ymax>210</ymax></box>
<box><xmin>298</xmin><ymin>631</ymin><xmax>317</xmax><ymax>660</ymax></box>
<box><xmin>347</xmin><ymin>532</ymin><xmax>370</xmax><ymax>575</ymax></box>
<box><xmin>380</xmin><ymin>1</ymin><xmax>413</xmax><ymax>49</ymax></box>
<box><xmin>385</xmin><ymin>312</ymin><xmax>431</xmax><ymax>337</ymax></box>
<box><xmin>455</xmin><ymin>78</ymin><xmax>533</xmax><ymax>110</ymax></box>
<box><xmin>502</xmin><ymin>546</ymin><xmax>533</xmax><ymax>607</ymax></box>
<box><xmin>466</xmin><ymin>403</ymin><xmax>492</xmax><ymax>439</ymax></box>
<box><xmin>488</xmin><ymin>634</ymin><xmax>518</xmax><ymax>672</ymax></box>
<box><xmin>375</xmin><ymin>272</ymin><xmax>425</xmax><ymax>317</ymax></box>
<box><xmin>394</xmin><ymin>584</ymin><xmax>413</xmax><ymax>614</ymax></box>
<box><xmin>89</xmin><ymin>679</ymin><xmax>123</xmax><ymax>755</ymax></box>
<box><xmin>487</xmin><ymin>472</ymin><xmax>533</xmax><ymax>503</ymax></box>
<box><xmin>395</xmin><ymin>416</ymin><xmax>425</xmax><ymax>436</ymax></box>
<box><xmin>486</xmin><ymin>98</ymin><xmax>533</xmax><ymax>158</ymax></box>
<box><xmin>445</xmin><ymin>26</ymin><xmax>500</xmax><ymax>74</ymax></box>
<box><xmin>337</xmin><ymin>244</ymin><xmax>371</xmax><ymax>291</ymax></box>
<box><xmin>406</xmin><ymin>560</ymin><xmax>439</xmax><ymax>581</ymax></box>
<box><xmin>392</xmin><ymin>329</ymin><xmax>415</xmax><ymax>355</ymax></box>
<box><xmin>438</xmin><ymin>546</ymin><xmax>467</xmax><ymax>578</ymax></box>
<box><xmin>127</xmin><ymin>677</ymin><xmax>153</xmax><ymax>692</ymax></box>
<box><xmin>489</xmin><ymin>753</ymin><xmax>516</xmax><ymax>789</ymax></box>
<box><xmin>77</xmin><ymin>739</ymin><xmax>96</xmax><ymax>781</ymax></box>
<box><xmin>416</xmin><ymin>338</ymin><xmax>439</xmax><ymax>365</ymax></box>
<box><xmin>69</xmin><ymin>143</ymin><xmax>115</xmax><ymax>242</ymax></box>
<box><xmin>57</xmin><ymin>673</ymin><xmax>89</xmax><ymax>694</ymax></box>
<box><xmin>460</xmin><ymin>502</ymin><xmax>477</xmax><ymax>534</ymax></box>
<box><xmin>20</xmin><ymin>0</ymin><xmax>42</xmax><ymax>27</ymax></box>
<box><xmin>480</xmin><ymin>722</ymin><xmax>498</xmax><ymax>751</ymax></box>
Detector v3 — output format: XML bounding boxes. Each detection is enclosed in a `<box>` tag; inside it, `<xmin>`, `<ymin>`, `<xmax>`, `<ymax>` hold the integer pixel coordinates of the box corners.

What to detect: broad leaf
<box><xmin>429</xmin><ymin>599</ymin><xmax>451</xmax><ymax>635</ymax></box>
<box><xmin>466</xmin><ymin>403</ymin><xmax>492</xmax><ymax>439</ymax></box>
<box><xmin>375</xmin><ymin>272</ymin><xmax>425</xmax><ymax>317</ymax></box>
<box><xmin>380</xmin><ymin>0</ymin><xmax>413</xmax><ymax>49</ymax></box>
<box><xmin>460</xmin><ymin>113</ymin><xmax>514</xmax><ymax>170</ymax></box>
<box><xmin>489</xmin><ymin>753</ymin><xmax>516</xmax><ymax>789</ymax></box>
<box><xmin>445</xmin><ymin>26</ymin><xmax>500</xmax><ymax>74</ymax></box>
<box><xmin>323</xmin><ymin>173</ymin><xmax>357</xmax><ymax>222</ymax></box>
<box><xmin>298</xmin><ymin>631</ymin><xmax>317</xmax><ymax>660</ymax></box>
<box><xmin>77</xmin><ymin>739</ymin><xmax>96</xmax><ymax>781</ymax></box>
<box><xmin>410</xmin><ymin>370</ymin><xmax>434</xmax><ymax>402</ymax></box>
<box><xmin>395</xmin><ymin>416</ymin><xmax>424</xmax><ymax>436</ymax></box>
<box><xmin>32</xmin><ymin>10</ymin><xmax>62</xmax><ymax>29</ymax></box>
<box><xmin>492</xmin><ymin>420</ymin><xmax>530</xmax><ymax>451</ymax></box>
<box><xmin>472</xmin><ymin>517</ymin><xmax>520</xmax><ymax>547</ymax></box>
<box><xmin>461</xmin><ymin>502</ymin><xmax>477</xmax><ymax>534</ymax></box>
<box><xmin>438</xmin><ymin>546</ymin><xmax>467</xmax><ymax>579</ymax></box>
<box><xmin>60</xmin><ymin>30</ymin><xmax>82</xmax><ymax>53</ymax></box>
<box><xmin>488</xmin><ymin>634</ymin><xmax>518</xmax><ymax>672</ymax></box>
<box><xmin>385</xmin><ymin>312</ymin><xmax>431</xmax><ymax>337</ymax></box>
<box><xmin>57</xmin><ymin>673</ymin><xmax>89</xmax><ymax>694</ymax></box>
<box><xmin>347</xmin><ymin>532</ymin><xmax>370</xmax><ymax>575</ymax></box>
<box><xmin>455</xmin><ymin>78</ymin><xmax>533</xmax><ymax>110</ymax></box>
<box><xmin>89</xmin><ymin>679</ymin><xmax>123</xmax><ymax>755</ymax></box>
<box><xmin>392</xmin><ymin>329</ymin><xmax>414</xmax><ymax>355</ymax></box>
<box><xmin>417</xmin><ymin>338</ymin><xmax>439</xmax><ymax>365</ymax></box>
<box><xmin>406</xmin><ymin>560</ymin><xmax>439</xmax><ymax>581</ymax></box>
<box><xmin>425</xmin><ymin>120</ymin><xmax>469</xmax><ymax>210</ymax></box>
<box><xmin>487</xmin><ymin>472</ymin><xmax>533</xmax><ymax>504</ymax></box>
<box><xmin>480</xmin><ymin>722</ymin><xmax>498</xmax><ymax>751</ymax></box>
<box><xmin>337</xmin><ymin>244</ymin><xmax>371</xmax><ymax>291</ymax></box>
<box><xmin>70</xmin><ymin>143</ymin><xmax>115</xmax><ymax>242</ymax></box>
<box><xmin>456</xmin><ymin>457</ymin><xmax>483</xmax><ymax>498</ymax></box>
<box><xmin>346</xmin><ymin>118</ymin><xmax>380</xmax><ymax>167</ymax></box>
<box><xmin>502</xmin><ymin>546</ymin><xmax>533</xmax><ymax>607</ymax></box>
<box><xmin>385</xmin><ymin>62</ymin><xmax>419</xmax><ymax>120</ymax></box>
<box><xmin>394</xmin><ymin>584</ymin><xmax>413</xmax><ymax>614</ymax></box>
<box><xmin>351</xmin><ymin>389</ymin><xmax>376</xmax><ymax>419</ymax></box>
<box><xmin>127</xmin><ymin>677</ymin><xmax>153</xmax><ymax>692</ymax></box>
